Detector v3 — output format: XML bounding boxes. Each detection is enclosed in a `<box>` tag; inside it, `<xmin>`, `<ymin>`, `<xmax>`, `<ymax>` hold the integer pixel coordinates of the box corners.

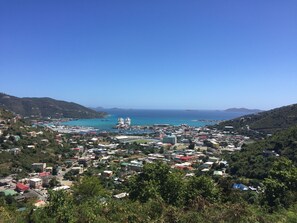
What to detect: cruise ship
<box><xmin>115</xmin><ymin>117</ymin><xmax>131</xmax><ymax>129</ymax></box>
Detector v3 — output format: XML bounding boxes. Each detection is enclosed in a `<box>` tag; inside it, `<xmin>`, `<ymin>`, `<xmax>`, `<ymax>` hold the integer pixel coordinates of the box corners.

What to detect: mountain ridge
<box><xmin>0</xmin><ymin>93</ymin><xmax>106</xmax><ymax>119</ymax></box>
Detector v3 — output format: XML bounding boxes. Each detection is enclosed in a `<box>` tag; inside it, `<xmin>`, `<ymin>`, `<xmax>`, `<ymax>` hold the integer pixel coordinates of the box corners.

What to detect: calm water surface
<box><xmin>62</xmin><ymin>109</ymin><xmax>250</xmax><ymax>131</ymax></box>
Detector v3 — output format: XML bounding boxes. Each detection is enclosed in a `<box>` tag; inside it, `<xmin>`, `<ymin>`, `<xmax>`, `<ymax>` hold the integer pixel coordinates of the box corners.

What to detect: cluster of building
<box><xmin>0</xmin><ymin>162</ymin><xmax>57</xmax><ymax>207</ymax></box>
<box><xmin>0</xmin><ymin>110</ymin><xmax>257</xmax><ymax>207</ymax></box>
<box><xmin>47</xmin><ymin>125</ymin><xmax>97</xmax><ymax>134</ymax></box>
<box><xmin>49</xmin><ymin>123</ymin><xmax>251</xmax><ymax>189</ymax></box>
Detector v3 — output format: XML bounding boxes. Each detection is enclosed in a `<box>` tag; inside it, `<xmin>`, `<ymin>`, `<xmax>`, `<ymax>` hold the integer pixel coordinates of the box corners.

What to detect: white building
<box><xmin>29</xmin><ymin>178</ymin><xmax>42</xmax><ymax>189</ymax></box>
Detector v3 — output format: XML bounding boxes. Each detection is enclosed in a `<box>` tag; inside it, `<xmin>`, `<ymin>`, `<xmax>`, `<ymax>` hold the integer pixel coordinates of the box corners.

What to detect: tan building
<box><xmin>45</xmin><ymin>167</ymin><xmax>53</xmax><ymax>173</ymax></box>
<box><xmin>29</xmin><ymin>178</ymin><xmax>42</xmax><ymax>189</ymax></box>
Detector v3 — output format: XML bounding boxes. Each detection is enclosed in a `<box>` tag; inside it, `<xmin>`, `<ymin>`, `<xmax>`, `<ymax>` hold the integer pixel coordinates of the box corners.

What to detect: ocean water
<box><xmin>62</xmin><ymin>109</ymin><xmax>250</xmax><ymax>131</ymax></box>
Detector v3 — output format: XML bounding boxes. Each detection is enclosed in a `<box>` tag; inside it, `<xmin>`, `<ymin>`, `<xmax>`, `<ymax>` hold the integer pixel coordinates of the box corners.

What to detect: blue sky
<box><xmin>0</xmin><ymin>0</ymin><xmax>296</xmax><ymax>110</ymax></box>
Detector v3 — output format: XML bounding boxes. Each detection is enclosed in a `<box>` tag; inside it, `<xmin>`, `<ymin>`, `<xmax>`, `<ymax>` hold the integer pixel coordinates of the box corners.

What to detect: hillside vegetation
<box><xmin>0</xmin><ymin>93</ymin><xmax>106</xmax><ymax>119</ymax></box>
<box><xmin>2</xmin><ymin>164</ymin><xmax>297</xmax><ymax>223</ymax></box>
<box><xmin>226</xmin><ymin>124</ymin><xmax>297</xmax><ymax>179</ymax></box>
<box><xmin>217</xmin><ymin>103</ymin><xmax>297</xmax><ymax>134</ymax></box>
<box><xmin>0</xmin><ymin>109</ymin><xmax>72</xmax><ymax>177</ymax></box>
<box><xmin>1</xmin><ymin>108</ymin><xmax>297</xmax><ymax>222</ymax></box>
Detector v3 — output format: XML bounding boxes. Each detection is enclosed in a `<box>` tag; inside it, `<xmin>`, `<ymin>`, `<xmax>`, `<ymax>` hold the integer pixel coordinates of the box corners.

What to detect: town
<box><xmin>0</xmin><ymin>109</ymin><xmax>256</xmax><ymax>209</ymax></box>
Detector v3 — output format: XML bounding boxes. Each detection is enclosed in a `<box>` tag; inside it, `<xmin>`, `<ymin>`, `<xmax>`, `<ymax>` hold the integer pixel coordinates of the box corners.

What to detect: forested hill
<box><xmin>0</xmin><ymin>93</ymin><xmax>106</xmax><ymax>119</ymax></box>
<box><xmin>227</xmin><ymin>124</ymin><xmax>297</xmax><ymax>179</ymax></box>
<box><xmin>217</xmin><ymin>103</ymin><xmax>297</xmax><ymax>134</ymax></box>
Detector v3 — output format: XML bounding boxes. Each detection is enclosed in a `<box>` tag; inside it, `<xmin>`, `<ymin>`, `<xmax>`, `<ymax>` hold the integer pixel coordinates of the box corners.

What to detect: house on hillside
<box><xmin>102</xmin><ymin>170</ymin><xmax>113</xmax><ymax>179</ymax></box>
<box><xmin>233</xmin><ymin>183</ymin><xmax>248</xmax><ymax>191</ymax></box>
<box><xmin>29</xmin><ymin>178</ymin><xmax>42</xmax><ymax>189</ymax></box>
<box><xmin>16</xmin><ymin>183</ymin><xmax>29</xmax><ymax>192</ymax></box>
<box><xmin>0</xmin><ymin>189</ymin><xmax>18</xmax><ymax>196</ymax></box>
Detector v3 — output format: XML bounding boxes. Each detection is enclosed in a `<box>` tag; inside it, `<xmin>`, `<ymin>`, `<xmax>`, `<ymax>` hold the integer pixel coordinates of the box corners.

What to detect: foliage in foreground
<box><xmin>2</xmin><ymin>192</ymin><xmax>297</xmax><ymax>223</ymax></box>
<box><xmin>1</xmin><ymin>159</ymin><xmax>297</xmax><ymax>223</ymax></box>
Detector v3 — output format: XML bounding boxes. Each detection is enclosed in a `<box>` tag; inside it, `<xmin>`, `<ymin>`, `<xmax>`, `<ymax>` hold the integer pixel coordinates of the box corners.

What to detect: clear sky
<box><xmin>0</xmin><ymin>0</ymin><xmax>296</xmax><ymax>110</ymax></box>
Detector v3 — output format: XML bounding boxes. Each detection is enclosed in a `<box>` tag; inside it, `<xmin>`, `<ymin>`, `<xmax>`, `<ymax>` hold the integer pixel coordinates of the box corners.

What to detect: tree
<box><xmin>36</xmin><ymin>190</ymin><xmax>76</xmax><ymax>223</ymax></box>
<box><xmin>73</xmin><ymin>176</ymin><xmax>108</xmax><ymax>202</ymax></box>
<box><xmin>129</xmin><ymin>162</ymin><xmax>186</xmax><ymax>206</ymax></box>
<box><xmin>263</xmin><ymin>178</ymin><xmax>287</xmax><ymax>209</ymax></box>
<box><xmin>184</xmin><ymin>175</ymin><xmax>220</xmax><ymax>205</ymax></box>
<box><xmin>262</xmin><ymin>158</ymin><xmax>297</xmax><ymax>209</ymax></box>
<box><xmin>269</xmin><ymin>158</ymin><xmax>297</xmax><ymax>191</ymax></box>
<box><xmin>161</xmin><ymin>170</ymin><xmax>185</xmax><ymax>206</ymax></box>
<box><xmin>48</xmin><ymin>177</ymin><xmax>60</xmax><ymax>188</ymax></box>
<box><xmin>52</xmin><ymin>165</ymin><xmax>58</xmax><ymax>176</ymax></box>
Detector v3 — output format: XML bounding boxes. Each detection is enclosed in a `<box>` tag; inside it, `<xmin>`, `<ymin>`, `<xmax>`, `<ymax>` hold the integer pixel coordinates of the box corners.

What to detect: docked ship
<box><xmin>124</xmin><ymin>117</ymin><xmax>131</xmax><ymax>126</ymax></box>
<box><xmin>114</xmin><ymin>117</ymin><xmax>131</xmax><ymax>129</ymax></box>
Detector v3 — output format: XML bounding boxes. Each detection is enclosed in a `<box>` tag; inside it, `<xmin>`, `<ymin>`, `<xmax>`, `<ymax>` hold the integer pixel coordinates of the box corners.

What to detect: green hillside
<box><xmin>226</xmin><ymin>124</ymin><xmax>297</xmax><ymax>179</ymax></box>
<box><xmin>217</xmin><ymin>103</ymin><xmax>297</xmax><ymax>134</ymax></box>
<box><xmin>0</xmin><ymin>108</ymin><xmax>73</xmax><ymax>177</ymax></box>
<box><xmin>0</xmin><ymin>93</ymin><xmax>106</xmax><ymax>119</ymax></box>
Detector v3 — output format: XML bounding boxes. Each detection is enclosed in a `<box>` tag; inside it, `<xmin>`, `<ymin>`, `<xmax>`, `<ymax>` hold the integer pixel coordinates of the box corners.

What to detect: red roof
<box><xmin>39</xmin><ymin>172</ymin><xmax>50</xmax><ymax>177</ymax></box>
<box><xmin>180</xmin><ymin>156</ymin><xmax>193</xmax><ymax>161</ymax></box>
<box><xmin>16</xmin><ymin>183</ymin><xmax>29</xmax><ymax>191</ymax></box>
<box><xmin>199</xmin><ymin>135</ymin><xmax>208</xmax><ymax>139</ymax></box>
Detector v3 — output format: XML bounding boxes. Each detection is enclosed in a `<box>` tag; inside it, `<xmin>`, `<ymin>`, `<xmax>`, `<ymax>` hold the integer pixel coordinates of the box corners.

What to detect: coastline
<box><xmin>36</xmin><ymin>109</ymin><xmax>253</xmax><ymax>134</ymax></box>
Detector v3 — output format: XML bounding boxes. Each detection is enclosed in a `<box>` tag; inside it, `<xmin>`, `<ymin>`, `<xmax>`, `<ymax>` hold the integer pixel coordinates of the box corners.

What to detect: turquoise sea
<box><xmin>62</xmin><ymin>109</ymin><xmax>252</xmax><ymax>131</ymax></box>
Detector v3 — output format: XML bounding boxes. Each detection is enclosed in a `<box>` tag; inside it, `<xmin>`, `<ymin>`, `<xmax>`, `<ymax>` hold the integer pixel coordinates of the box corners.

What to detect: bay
<box><xmin>62</xmin><ymin>109</ymin><xmax>251</xmax><ymax>131</ymax></box>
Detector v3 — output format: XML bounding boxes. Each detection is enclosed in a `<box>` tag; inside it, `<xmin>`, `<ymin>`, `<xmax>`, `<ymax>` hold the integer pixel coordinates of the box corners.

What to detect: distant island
<box><xmin>92</xmin><ymin>107</ymin><xmax>124</xmax><ymax>111</ymax></box>
<box><xmin>0</xmin><ymin>93</ymin><xmax>106</xmax><ymax>119</ymax></box>
<box><xmin>224</xmin><ymin>108</ymin><xmax>263</xmax><ymax>113</ymax></box>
